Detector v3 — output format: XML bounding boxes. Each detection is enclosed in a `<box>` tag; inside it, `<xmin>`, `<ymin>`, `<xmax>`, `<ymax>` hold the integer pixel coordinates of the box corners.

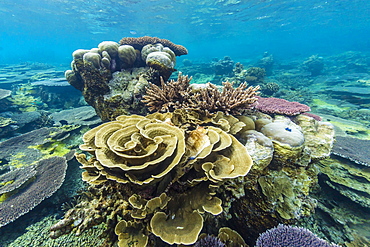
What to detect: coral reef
<box><xmin>65</xmin><ymin>37</ymin><xmax>187</xmax><ymax>121</ymax></box>
<box><xmin>142</xmin><ymin>72</ymin><xmax>260</xmax><ymax>116</ymax></box>
<box><xmin>50</xmin><ymin>111</ymin><xmax>255</xmax><ymax>245</ymax></box>
<box><xmin>212</xmin><ymin>56</ymin><xmax>235</xmax><ymax>76</ymax></box>
<box><xmin>49</xmin><ymin>104</ymin><xmax>336</xmax><ymax>246</ymax></box>
<box><xmin>255</xmin><ymin>224</ymin><xmax>339</xmax><ymax>247</ymax></box>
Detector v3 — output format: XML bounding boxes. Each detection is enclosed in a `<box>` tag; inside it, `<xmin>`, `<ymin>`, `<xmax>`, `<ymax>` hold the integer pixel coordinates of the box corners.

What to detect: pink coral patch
<box><xmin>255</xmin><ymin>96</ymin><xmax>311</xmax><ymax>116</ymax></box>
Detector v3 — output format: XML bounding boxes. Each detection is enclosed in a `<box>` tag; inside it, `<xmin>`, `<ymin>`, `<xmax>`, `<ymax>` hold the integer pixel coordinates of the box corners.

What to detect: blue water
<box><xmin>0</xmin><ymin>0</ymin><xmax>369</xmax><ymax>65</ymax></box>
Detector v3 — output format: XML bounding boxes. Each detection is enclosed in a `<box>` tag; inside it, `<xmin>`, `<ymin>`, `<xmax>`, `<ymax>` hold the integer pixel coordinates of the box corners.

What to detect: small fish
<box><xmin>285</xmin><ymin>127</ymin><xmax>292</xmax><ymax>132</ymax></box>
<box><xmin>129</xmin><ymin>30</ymin><xmax>137</xmax><ymax>35</ymax></box>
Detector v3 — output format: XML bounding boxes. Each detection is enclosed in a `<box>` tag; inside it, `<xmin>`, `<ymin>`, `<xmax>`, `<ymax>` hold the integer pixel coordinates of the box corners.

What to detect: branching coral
<box><xmin>141</xmin><ymin>72</ymin><xmax>192</xmax><ymax>112</ymax></box>
<box><xmin>142</xmin><ymin>73</ymin><xmax>260</xmax><ymax>115</ymax></box>
<box><xmin>186</xmin><ymin>81</ymin><xmax>260</xmax><ymax>115</ymax></box>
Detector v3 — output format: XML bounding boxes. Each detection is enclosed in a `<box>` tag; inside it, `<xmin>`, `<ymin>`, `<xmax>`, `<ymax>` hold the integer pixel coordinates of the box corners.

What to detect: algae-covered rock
<box><xmin>294</xmin><ymin>114</ymin><xmax>335</xmax><ymax>159</ymax></box>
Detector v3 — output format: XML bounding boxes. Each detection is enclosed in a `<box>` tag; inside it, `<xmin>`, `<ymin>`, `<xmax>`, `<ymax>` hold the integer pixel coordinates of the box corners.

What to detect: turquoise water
<box><xmin>0</xmin><ymin>1</ymin><xmax>370</xmax><ymax>247</ymax></box>
<box><xmin>1</xmin><ymin>0</ymin><xmax>369</xmax><ymax>64</ymax></box>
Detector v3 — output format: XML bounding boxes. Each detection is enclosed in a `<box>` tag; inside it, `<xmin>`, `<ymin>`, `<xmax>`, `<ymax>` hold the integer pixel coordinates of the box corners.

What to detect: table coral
<box><xmin>0</xmin><ymin>156</ymin><xmax>68</xmax><ymax>227</ymax></box>
<box><xmin>255</xmin><ymin>96</ymin><xmax>311</xmax><ymax>116</ymax></box>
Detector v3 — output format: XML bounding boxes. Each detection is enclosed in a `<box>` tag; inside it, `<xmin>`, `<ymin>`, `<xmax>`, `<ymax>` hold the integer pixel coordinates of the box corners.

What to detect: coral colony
<box><xmin>0</xmin><ymin>36</ymin><xmax>340</xmax><ymax>247</ymax></box>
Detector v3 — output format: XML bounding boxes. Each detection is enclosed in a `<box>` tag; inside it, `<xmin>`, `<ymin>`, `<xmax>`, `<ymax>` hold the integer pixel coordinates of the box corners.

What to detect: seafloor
<box><xmin>0</xmin><ymin>50</ymin><xmax>369</xmax><ymax>247</ymax></box>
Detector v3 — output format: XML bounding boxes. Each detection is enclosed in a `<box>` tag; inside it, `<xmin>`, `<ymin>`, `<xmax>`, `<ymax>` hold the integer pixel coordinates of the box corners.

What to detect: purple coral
<box><xmin>255</xmin><ymin>96</ymin><xmax>311</xmax><ymax>116</ymax></box>
<box><xmin>255</xmin><ymin>224</ymin><xmax>340</xmax><ymax>247</ymax></box>
<box><xmin>194</xmin><ymin>235</ymin><xmax>226</xmax><ymax>247</ymax></box>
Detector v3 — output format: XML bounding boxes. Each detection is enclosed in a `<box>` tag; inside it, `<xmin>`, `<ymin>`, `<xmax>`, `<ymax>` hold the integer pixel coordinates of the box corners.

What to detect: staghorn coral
<box><xmin>189</xmin><ymin>81</ymin><xmax>260</xmax><ymax>115</ymax></box>
<box><xmin>193</xmin><ymin>234</ymin><xmax>226</xmax><ymax>247</ymax></box>
<box><xmin>142</xmin><ymin>72</ymin><xmax>192</xmax><ymax>112</ymax></box>
<box><xmin>142</xmin><ymin>73</ymin><xmax>260</xmax><ymax>115</ymax></box>
<box><xmin>119</xmin><ymin>36</ymin><xmax>188</xmax><ymax>56</ymax></box>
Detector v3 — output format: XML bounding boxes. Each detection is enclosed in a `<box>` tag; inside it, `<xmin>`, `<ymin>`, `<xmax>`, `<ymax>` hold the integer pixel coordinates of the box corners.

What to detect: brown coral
<box><xmin>142</xmin><ymin>73</ymin><xmax>260</xmax><ymax>116</ymax></box>
<box><xmin>119</xmin><ymin>36</ymin><xmax>188</xmax><ymax>56</ymax></box>
<box><xmin>142</xmin><ymin>73</ymin><xmax>192</xmax><ymax>112</ymax></box>
<box><xmin>78</xmin><ymin>114</ymin><xmax>186</xmax><ymax>185</ymax></box>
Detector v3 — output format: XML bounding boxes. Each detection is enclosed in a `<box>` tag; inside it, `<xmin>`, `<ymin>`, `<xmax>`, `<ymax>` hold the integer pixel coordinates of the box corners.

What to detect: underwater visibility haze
<box><xmin>0</xmin><ymin>0</ymin><xmax>370</xmax><ymax>246</ymax></box>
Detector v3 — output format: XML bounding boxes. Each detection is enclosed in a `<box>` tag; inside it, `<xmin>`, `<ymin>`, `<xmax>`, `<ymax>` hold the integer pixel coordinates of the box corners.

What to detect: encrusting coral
<box><xmin>142</xmin><ymin>72</ymin><xmax>260</xmax><ymax>116</ymax></box>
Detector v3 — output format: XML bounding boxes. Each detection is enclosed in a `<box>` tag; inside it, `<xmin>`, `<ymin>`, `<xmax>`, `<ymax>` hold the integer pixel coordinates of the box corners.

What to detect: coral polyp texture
<box><xmin>255</xmin><ymin>96</ymin><xmax>311</xmax><ymax>116</ymax></box>
<box><xmin>65</xmin><ymin>36</ymin><xmax>187</xmax><ymax>121</ymax></box>
<box><xmin>119</xmin><ymin>36</ymin><xmax>188</xmax><ymax>56</ymax></box>
<box><xmin>255</xmin><ymin>224</ymin><xmax>339</xmax><ymax>247</ymax></box>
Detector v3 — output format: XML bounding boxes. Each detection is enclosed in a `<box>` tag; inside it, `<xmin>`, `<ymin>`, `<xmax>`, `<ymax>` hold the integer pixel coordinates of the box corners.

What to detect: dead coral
<box><xmin>142</xmin><ymin>73</ymin><xmax>260</xmax><ymax>115</ymax></box>
<box><xmin>119</xmin><ymin>36</ymin><xmax>188</xmax><ymax>56</ymax></box>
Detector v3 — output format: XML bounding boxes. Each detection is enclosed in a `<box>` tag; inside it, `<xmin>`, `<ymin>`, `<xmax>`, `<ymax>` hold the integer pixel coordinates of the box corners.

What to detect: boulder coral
<box><xmin>65</xmin><ymin>36</ymin><xmax>187</xmax><ymax>121</ymax></box>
